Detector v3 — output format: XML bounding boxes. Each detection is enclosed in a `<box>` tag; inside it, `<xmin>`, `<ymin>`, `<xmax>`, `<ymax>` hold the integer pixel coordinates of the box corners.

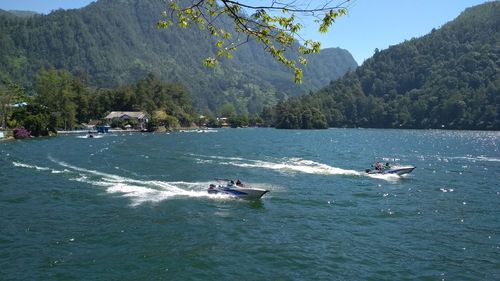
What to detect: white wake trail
<box><xmin>191</xmin><ymin>154</ymin><xmax>361</xmax><ymax>176</ymax></box>
<box><xmin>190</xmin><ymin>154</ymin><xmax>409</xmax><ymax>182</ymax></box>
<box><xmin>45</xmin><ymin>157</ymin><xmax>234</xmax><ymax>205</ymax></box>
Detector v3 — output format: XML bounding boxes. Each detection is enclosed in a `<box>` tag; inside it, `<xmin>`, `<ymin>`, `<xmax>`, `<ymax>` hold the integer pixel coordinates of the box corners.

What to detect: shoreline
<box><xmin>57</xmin><ymin>129</ymin><xmax>142</xmax><ymax>134</ymax></box>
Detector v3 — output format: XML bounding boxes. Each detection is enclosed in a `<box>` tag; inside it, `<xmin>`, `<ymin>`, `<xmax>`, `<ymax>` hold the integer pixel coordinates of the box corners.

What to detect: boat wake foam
<box><xmin>365</xmin><ymin>173</ymin><xmax>403</xmax><ymax>182</ymax></box>
<box><xmin>190</xmin><ymin>154</ymin><xmax>408</xmax><ymax>182</ymax></box>
<box><xmin>445</xmin><ymin>156</ymin><xmax>500</xmax><ymax>162</ymax></box>
<box><xmin>12</xmin><ymin>161</ymin><xmax>51</xmax><ymax>171</ymax></box>
<box><xmin>190</xmin><ymin>154</ymin><xmax>361</xmax><ymax>176</ymax></box>
<box><xmin>13</xmin><ymin>158</ymin><xmax>240</xmax><ymax>206</ymax></box>
<box><xmin>76</xmin><ymin>134</ymin><xmax>104</xmax><ymax>139</ymax></box>
<box><xmin>12</xmin><ymin>161</ymin><xmax>69</xmax><ymax>174</ymax></box>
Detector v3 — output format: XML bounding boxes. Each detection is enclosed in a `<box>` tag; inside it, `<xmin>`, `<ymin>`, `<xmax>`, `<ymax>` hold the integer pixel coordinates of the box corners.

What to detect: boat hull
<box><xmin>367</xmin><ymin>166</ymin><xmax>416</xmax><ymax>176</ymax></box>
<box><xmin>208</xmin><ymin>186</ymin><xmax>269</xmax><ymax>199</ymax></box>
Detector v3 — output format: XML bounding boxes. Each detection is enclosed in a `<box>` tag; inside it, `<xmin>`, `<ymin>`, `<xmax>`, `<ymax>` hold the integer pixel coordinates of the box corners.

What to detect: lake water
<box><xmin>1</xmin><ymin>128</ymin><xmax>499</xmax><ymax>280</ymax></box>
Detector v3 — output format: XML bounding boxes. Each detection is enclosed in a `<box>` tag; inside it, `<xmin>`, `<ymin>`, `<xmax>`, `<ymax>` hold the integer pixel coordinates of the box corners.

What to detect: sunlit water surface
<box><xmin>1</xmin><ymin>128</ymin><xmax>499</xmax><ymax>280</ymax></box>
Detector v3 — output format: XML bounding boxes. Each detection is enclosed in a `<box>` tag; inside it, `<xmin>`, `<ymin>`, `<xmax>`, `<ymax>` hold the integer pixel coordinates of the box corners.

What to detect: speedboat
<box><xmin>208</xmin><ymin>180</ymin><xmax>269</xmax><ymax>199</ymax></box>
<box><xmin>365</xmin><ymin>164</ymin><xmax>416</xmax><ymax>176</ymax></box>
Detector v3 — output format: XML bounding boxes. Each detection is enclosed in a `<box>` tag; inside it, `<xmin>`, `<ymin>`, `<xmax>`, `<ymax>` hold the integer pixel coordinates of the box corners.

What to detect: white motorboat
<box><xmin>365</xmin><ymin>164</ymin><xmax>416</xmax><ymax>176</ymax></box>
<box><xmin>208</xmin><ymin>179</ymin><xmax>269</xmax><ymax>199</ymax></box>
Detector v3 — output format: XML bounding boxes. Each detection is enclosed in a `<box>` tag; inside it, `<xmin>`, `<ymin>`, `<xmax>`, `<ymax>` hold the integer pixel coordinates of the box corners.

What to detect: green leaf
<box><xmin>294</xmin><ymin>68</ymin><xmax>303</xmax><ymax>84</ymax></box>
<box><xmin>203</xmin><ymin>57</ymin><xmax>218</xmax><ymax>67</ymax></box>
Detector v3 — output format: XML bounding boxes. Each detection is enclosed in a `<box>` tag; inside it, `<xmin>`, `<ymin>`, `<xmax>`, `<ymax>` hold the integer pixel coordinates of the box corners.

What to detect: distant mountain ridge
<box><xmin>0</xmin><ymin>0</ymin><xmax>357</xmax><ymax>114</ymax></box>
<box><xmin>273</xmin><ymin>1</ymin><xmax>499</xmax><ymax>130</ymax></box>
<box><xmin>7</xmin><ymin>10</ymin><xmax>39</xmax><ymax>17</ymax></box>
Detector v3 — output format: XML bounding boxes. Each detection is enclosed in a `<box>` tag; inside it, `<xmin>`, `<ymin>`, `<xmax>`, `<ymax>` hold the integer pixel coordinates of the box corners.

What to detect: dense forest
<box><xmin>0</xmin><ymin>0</ymin><xmax>357</xmax><ymax>115</ymax></box>
<box><xmin>1</xmin><ymin>69</ymin><xmax>196</xmax><ymax>137</ymax></box>
<box><xmin>270</xmin><ymin>2</ymin><xmax>499</xmax><ymax>130</ymax></box>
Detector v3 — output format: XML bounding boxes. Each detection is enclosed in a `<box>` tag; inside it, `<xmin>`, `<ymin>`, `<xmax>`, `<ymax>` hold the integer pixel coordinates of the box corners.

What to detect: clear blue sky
<box><xmin>0</xmin><ymin>0</ymin><xmax>491</xmax><ymax>64</ymax></box>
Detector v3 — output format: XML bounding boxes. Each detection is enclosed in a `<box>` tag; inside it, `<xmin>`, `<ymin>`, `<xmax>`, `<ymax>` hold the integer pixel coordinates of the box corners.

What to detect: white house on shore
<box><xmin>104</xmin><ymin>111</ymin><xmax>148</xmax><ymax>130</ymax></box>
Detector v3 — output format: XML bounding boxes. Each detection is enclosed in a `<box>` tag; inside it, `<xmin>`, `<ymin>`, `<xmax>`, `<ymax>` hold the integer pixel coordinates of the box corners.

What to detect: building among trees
<box><xmin>104</xmin><ymin>111</ymin><xmax>149</xmax><ymax>130</ymax></box>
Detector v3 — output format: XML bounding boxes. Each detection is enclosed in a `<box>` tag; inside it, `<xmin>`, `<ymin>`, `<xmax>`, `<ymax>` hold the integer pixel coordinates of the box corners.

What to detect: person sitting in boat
<box><xmin>236</xmin><ymin>179</ymin><xmax>243</xmax><ymax>187</ymax></box>
<box><xmin>385</xmin><ymin>162</ymin><xmax>391</xmax><ymax>169</ymax></box>
<box><xmin>374</xmin><ymin>162</ymin><xmax>383</xmax><ymax>170</ymax></box>
<box><xmin>229</xmin><ymin>180</ymin><xmax>235</xmax><ymax>186</ymax></box>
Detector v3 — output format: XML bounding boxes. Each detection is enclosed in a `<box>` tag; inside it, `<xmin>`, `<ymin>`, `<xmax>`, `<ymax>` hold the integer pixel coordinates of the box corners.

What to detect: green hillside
<box><xmin>7</xmin><ymin>10</ymin><xmax>39</xmax><ymax>17</ymax></box>
<box><xmin>0</xmin><ymin>0</ymin><xmax>357</xmax><ymax>114</ymax></box>
<box><xmin>272</xmin><ymin>2</ymin><xmax>499</xmax><ymax>130</ymax></box>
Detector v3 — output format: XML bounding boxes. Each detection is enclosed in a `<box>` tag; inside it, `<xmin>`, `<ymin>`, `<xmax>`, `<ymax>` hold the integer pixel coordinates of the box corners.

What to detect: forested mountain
<box><xmin>273</xmin><ymin>2</ymin><xmax>499</xmax><ymax>130</ymax></box>
<box><xmin>6</xmin><ymin>10</ymin><xmax>39</xmax><ymax>17</ymax></box>
<box><xmin>0</xmin><ymin>0</ymin><xmax>357</xmax><ymax>114</ymax></box>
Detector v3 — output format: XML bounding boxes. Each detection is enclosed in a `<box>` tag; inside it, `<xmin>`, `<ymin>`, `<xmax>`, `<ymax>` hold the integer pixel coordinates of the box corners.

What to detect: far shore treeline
<box><xmin>0</xmin><ymin>69</ymin><xmax>267</xmax><ymax>137</ymax></box>
<box><xmin>1</xmin><ymin>70</ymin><xmax>197</xmax><ymax>137</ymax></box>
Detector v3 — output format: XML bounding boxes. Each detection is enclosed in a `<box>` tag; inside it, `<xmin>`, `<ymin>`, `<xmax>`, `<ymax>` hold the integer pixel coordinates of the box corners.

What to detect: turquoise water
<box><xmin>1</xmin><ymin>128</ymin><xmax>499</xmax><ymax>280</ymax></box>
